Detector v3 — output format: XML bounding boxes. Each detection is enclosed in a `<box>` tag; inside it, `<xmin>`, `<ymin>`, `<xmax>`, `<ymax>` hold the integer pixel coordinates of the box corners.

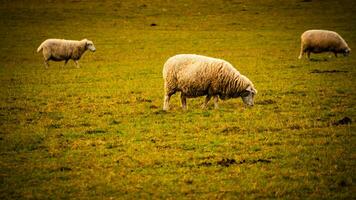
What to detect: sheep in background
<box><xmin>162</xmin><ymin>54</ymin><xmax>257</xmax><ymax>110</ymax></box>
<box><xmin>298</xmin><ymin>30</ymin><xmax>351</xmax><ymax>59</ymax></box>
<box><xmin>37</xmin><ymin>39</ymin><xmax>96</xmax><ymax>68</ymax></box>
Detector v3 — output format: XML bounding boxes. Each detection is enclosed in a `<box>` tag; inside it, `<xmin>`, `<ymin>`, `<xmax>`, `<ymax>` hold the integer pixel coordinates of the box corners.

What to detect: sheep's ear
<box><xmin>246</xmin><ymin>86</ymin><xmax>257</xmax><ymax>94</ymax></box>
<box><xmin>246</xmin><ymin>86</ymin><xmax>252</xmax><ymax>92</ymax></box>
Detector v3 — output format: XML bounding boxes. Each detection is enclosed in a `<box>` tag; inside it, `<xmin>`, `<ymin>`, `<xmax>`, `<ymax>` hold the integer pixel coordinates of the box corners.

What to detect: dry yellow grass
<box><xmin>0</xmin><ymin>0</ymin><xmax>355</xmax><ymax>199</ymax></box>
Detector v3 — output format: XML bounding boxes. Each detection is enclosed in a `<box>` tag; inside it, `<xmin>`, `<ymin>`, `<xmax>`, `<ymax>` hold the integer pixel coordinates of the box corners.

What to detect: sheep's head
<box><xmin>241</xmin><ymin>85</ymin><xmax>257</xmax><ymax>106</ymax></box>
<box><xmin>84</xmin><ymin>39</ymin><xmax>96</xmax><ymax>52</ymax></box>
<box><xmin>343</xmin><ymin>47</ymin><xmax>351</xmax><ymax>56</ymax></box>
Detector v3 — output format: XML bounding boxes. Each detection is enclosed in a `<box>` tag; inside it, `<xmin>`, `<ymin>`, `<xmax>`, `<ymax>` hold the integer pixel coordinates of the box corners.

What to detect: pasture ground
<box><xmin>0</xmin><ymin>0</ymin><xmax>355</xmax><ymax>199</ymax></box>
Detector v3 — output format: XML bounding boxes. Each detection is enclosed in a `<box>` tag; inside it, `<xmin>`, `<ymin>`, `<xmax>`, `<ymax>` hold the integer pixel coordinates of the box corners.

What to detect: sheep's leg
<box><xmin>213</xmin><ymin>96</ymin><xmax>219</xmax><ymax>109</ymax></box>
<box><xmin>62</xmin><ymin>60</ymin><xmax>68</xmax><ymax>68</ymax></box>
<box><xmin>163</xmin><ymin>90</ymin><xmax>175</xmax><ymax>111</ymax></box>
<box><xmin>44</xmin><ymin>59</ymin><xmax>49</xmax><ymax>69</ymax></box>
<box><xmin>298</xmin><ymin>45</ymin><xmax>304</xmax><ymax>59</ymax></box>
<box><xmin>307</xmin><ymin>51</ymin><xmax>311</xmax><ymax>59</ymax></box>
<box><xmin>334</xmin><ymin>52</ymin><xmax>338</xmax><ymax>57</ymax></box>
<box><xmin>202</xmin><ymin>95</ymin><xmax>211</xmax><ymax>109</ymax></box>
<box><xmin>181</xmin><ymin>93</ymin><xmax>187</xmax><ymax>110</ymax></box>
<box><xmin>74</xmin><ymin>60</ymin><xmax>80</xmax><ymax>68</ymax></box>
<box><xmin>163</xmin><ymin>95</ymin><xmax>171</xmax><ymax>111</ymax></box>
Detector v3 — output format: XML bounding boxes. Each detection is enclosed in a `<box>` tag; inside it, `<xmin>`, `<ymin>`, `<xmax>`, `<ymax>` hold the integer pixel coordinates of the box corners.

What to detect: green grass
<box><xmin>0</xmin><ymin>0</ymin><xmax>355</xmax><ymax>199</ymax></box>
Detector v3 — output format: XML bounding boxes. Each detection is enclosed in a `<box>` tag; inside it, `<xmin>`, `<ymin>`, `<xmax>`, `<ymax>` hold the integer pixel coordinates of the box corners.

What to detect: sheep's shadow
<box><xmin>309</xmin><ymin>58</ymin><xmax>328</xmax><ymax>62</ymax></box>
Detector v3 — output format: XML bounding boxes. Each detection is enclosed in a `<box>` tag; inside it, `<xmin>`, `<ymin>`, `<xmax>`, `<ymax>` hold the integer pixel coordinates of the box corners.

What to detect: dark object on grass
<box><xmin>309</xmin><ymin>58</ymin><xmax>328</xmax><ymax>62</ymax></box>
<box><xmin>310</xmin><ymin>69</ymin><xmax>348</xmax><ymax>74</ymax></box>
<box><xmin>149</xmin><ymin>105</ymin><xmax>159</xmax><ymax>109</ymax></box>
<box><xmin>200</xmin><ymin>158</ymin><xmax>272</xmax><ymax>167</ymax></box>
<box><xmin>333</xmin><ymin>117</ymin><xmax>352</xmax><ymax>126</ymax></box>
<box><xmin>251</xmin><ymin>159</ymin><xmax>272</xmax><ymax>164</ymax></box>
<box><xmin>85</xmin><ymin>129</ymin><xmax>106</xmax><ymax>134</ymax></box>
<box><xmin>256</xmin><ymin>99</ymin><xmax>276</xmax><ymax>105</ymax></box>
<box><xmin>150</xmin><ymin>23</ymin><xmax>157</xmax><ymax>26</ymax></box>
<box><xmin>60</xmin><ymin>167</ymin><xmax>72</xmax><ymax>171</ymax></box>
<box><xmin>217</xmin><ymin>158</ymin><xmax>236</xmax><ymax>167</ymax></box>
<box><xmin>199</xmin><ymin>161</ymin><xmax>213</xmax><ymax>167</ymax></box>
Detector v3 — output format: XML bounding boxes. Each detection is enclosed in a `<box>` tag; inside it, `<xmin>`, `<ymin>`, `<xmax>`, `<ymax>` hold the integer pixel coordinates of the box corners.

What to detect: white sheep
<box><xmin>298</xmin><ymin>30</ymin><xmax>351</xmax><ymax>59</ymax></box>
<box><xmin>37</xmin><ymin>39</ymin><xmax>96</xmax><ymax>68</ymax></box>
<box><xmin>162</xmin><ymin>54</ymin><xmax>257</xmax><ymax>110</ymax></box>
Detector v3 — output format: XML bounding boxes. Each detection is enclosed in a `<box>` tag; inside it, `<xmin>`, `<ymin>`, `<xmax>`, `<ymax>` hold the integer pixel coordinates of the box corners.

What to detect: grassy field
<box><xmin>0</xmin><ymin>0</ymin><xmax>355</xmax><ymax>199</ymax></box>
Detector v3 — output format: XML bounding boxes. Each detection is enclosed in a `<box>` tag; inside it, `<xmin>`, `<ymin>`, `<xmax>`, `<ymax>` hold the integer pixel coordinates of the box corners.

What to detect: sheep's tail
<box><xmin>37</xmin><ymin>42</ymin><xmax>44</xmax><ymax>53</ymax></box>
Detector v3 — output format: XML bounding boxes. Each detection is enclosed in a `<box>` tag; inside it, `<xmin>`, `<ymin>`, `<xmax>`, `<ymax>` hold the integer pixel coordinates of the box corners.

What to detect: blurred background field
<box><xmin>0</xmin><ymin>0</ymin><xmax>355</xmax><ymax>199</ymax></box>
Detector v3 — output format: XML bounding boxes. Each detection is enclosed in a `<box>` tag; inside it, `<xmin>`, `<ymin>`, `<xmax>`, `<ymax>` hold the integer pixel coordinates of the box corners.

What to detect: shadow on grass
<box><xmin>309</xmin><ymin>58</ymin><xmax>328</xmax><ymax>62</ymax></box>
<box><xmin>333</xmin><ymin>117</ymin><xmax>352</xmax><ymax>126</ymax></box>
<box><xmin>153</xmin><ymin>110</ymin><xmax>165</xmax><ymax>115</ymax></box>
<box><xmin>199</xmin><ymin>158</ymin><xmax>272</xmax><ymax>167</ymax></box>
<box><xmin>47</xmin><ymin>123</ymin><xmax>61</xmax><ymax>129</ymax></box>
<box><xmin>85</xmin><ymin>129</ymin><xmax>107</xmax><ymax>134</ymax></box>
<box><xmin>310</xmin><ymin>69</ymin><xmax>348</xmax><ymax>74</ymax></box>
<box><xmin>255</xmin><ymin>99</ymin><xmax>276</xmax><ymax>105</ymax></box>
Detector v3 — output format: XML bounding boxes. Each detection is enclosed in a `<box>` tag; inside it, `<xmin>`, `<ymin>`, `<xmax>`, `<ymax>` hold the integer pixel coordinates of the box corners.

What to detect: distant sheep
<box><xmin>37</xmin><ymin>39</ymin><xmax>96</xmax><ymax>68</ymax></box>
<box><xmin>162</xmin><ymin>54</ymin><xmax>257</xmax><ymax>110</ymax></box>
<box><xmin>298</xmin><ymin>30</ymin><xmax>351</xmax><ymax>59</ymax></box>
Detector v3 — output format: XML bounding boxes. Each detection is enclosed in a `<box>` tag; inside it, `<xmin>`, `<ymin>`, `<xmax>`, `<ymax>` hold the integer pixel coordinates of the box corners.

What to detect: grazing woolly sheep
<box><xmin>298</xmin><ymin>30</ymin><xmax>351</xmax><ymax>59</ymax></box>
<box><xmin>162</xmin><ymin>54</ymin><xmax>257</xmax><ymax>110</ymax></box>
<box><xmin>37</xmin><ymin>39</ymin><xmax>96</xmax><ymax>68</ymax></box>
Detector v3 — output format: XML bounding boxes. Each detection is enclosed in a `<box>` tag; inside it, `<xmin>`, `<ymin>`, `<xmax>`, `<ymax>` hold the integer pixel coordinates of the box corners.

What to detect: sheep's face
<box><xmin>86</xmin><ymin>40</ymin><xmax>96</xmax><ymax>52</ymax></box>
<box><xmin>343</xmin><ymin>48</ymin><xmax>351</xmax><ymax>56</ymax></box>
<box><xmin>241</xmin><ymin>85</ymin><xmax>257</xmax><ymax>106</ymax></box>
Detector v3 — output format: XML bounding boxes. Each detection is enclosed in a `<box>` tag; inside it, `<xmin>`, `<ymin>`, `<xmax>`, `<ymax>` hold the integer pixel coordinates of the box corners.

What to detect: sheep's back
<box><xmin>163</xmin><ymin>54</ymin><xmax>240</xmax><ymax>96</ymax></box>
<box><xmin>163</xmin><ymin>54</ymin><xmax>227</xmax><ymax>82</ymax></box>
<box><xmin>44</xmin><ymin>39</ymin><xmax>84</xmax><ymax>59</ymax></box>
<box><xmin>302</xmin><ymin>30</ymin><xmax>346</xmax><ymax>49</ymax></box>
